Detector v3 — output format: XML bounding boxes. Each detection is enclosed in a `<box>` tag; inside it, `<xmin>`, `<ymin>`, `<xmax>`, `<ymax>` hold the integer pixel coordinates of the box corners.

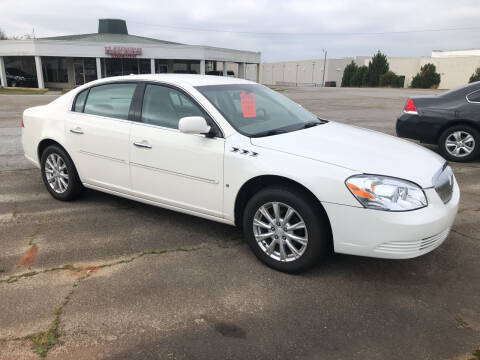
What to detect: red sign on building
<box><xmin>105</xmin><ymin>46</ymin><xmax>142</xmax><ymax>58</ymax></box>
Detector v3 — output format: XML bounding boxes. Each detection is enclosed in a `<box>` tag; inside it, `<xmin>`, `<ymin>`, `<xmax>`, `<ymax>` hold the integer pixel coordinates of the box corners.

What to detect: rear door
<box><xmin>65</xmin><ymin>82</ymin><xmax>137</xmax><ymax>192</ymax></box>
<box><xmin>129</xmin><ymin>83</ymin><xmax>225</xmax><ymax>217</ymax></box>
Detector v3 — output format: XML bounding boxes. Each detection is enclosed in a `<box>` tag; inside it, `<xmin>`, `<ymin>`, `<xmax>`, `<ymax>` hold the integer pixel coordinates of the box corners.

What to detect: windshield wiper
<box><xmin>252</xmin><ymin>129</ymin><xmax>289</xmax><ymax>138</ymax></box>
<box><xmin>302</xmin><ymin>121</ymin><xmax>322</xmax><ymax>129</ymax></box>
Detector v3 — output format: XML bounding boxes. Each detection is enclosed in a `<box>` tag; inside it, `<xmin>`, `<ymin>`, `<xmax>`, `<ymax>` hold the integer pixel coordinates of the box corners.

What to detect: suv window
<box><xmin>83</xmin><ymin>83</ymin><xmax>137</xmax><ymax>120</ymax></box>
<box><xmin>467</xmin><ymin>90</ymin><xmax>480</xmax><ymax>103</ymax></box>
<box><xmin>141</xmin><ymin>84</ymin><xmax>204</xmax><ymax>129</ymax></box>
<box><xmin>73</xmin><ymin>89</ymin><xmax>88</xmax><ymax>112</ymax></box>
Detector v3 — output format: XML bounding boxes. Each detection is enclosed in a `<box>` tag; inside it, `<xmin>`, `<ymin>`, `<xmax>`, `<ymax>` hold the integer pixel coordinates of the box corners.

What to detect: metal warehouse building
<box><xmin>0</xmin><ymin>18</ymin><xmax>261</xmax><ymax>89</ymax></box>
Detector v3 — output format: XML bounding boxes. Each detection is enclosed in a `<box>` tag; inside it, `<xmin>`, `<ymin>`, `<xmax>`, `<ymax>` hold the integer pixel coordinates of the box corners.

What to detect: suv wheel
<box><xmin>439</xmin><ymin>125</ymin><xmax>479</xmax><ymax>162</ymax></box>
<box><xmin>40</xmin><ymin>145</ymin><xmax>82</xmax><ymax>201</ymax></box>
<box><xmin>243</xmin><ymin>186</ymin><xmax>329</xmax><ymax>273</ymax></box>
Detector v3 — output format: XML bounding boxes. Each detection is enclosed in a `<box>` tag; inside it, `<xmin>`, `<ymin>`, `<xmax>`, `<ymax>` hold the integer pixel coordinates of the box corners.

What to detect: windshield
<box><xmin>195</xmin><ymin>84</ymin><xmax>322</xmax><ymax>137</ymax></box>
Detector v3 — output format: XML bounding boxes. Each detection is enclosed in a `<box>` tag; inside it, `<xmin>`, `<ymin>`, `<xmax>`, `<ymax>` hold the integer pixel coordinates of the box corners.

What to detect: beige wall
<box><xmin>264</xmin><ymin>53</ymin><xmax>480</xmax><ymax>89</ymax></box>
<box><xmin>260</xmin><ymin>58</ymin><xmax>354</xmax><ymax>86</ymax></box>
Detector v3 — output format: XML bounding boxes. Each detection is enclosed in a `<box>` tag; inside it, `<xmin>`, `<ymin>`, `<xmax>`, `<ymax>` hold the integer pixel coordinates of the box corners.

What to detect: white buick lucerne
<box><xmin>22</xmin><ymin>74</ymin><xmax>459</xmax><ymax>273</ymax></box>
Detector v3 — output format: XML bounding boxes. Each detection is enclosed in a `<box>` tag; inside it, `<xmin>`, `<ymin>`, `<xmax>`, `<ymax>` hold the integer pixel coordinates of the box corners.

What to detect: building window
<box><xmin>4</xmin><ymin>56</ymin><xmax>37</xmax><ymax>88</ymax></box>
<box><xmin>155</xmin><ymin>60</ymin><xmax>168</xmax><ymax>73</ymax></box>
<box><xmin>42</xmin><ymin>57</ymin><xmax>68</xmax><ymax>83</ymax></box>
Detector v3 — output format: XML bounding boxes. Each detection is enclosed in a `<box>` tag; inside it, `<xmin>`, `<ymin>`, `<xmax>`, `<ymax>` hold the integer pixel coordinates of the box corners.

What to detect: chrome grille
<box><xmin>433</xmin><ymin>164</ymin><xmax>454</xmax><ymax>204</ymax></box>
<box><xmin>375</xmin><ymin>228</ymin><xmax>450</xmax><ymax>254</ymax></box>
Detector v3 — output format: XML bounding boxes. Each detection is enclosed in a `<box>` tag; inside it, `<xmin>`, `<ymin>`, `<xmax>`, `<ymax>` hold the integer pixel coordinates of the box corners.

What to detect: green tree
<box><xmin>341</xmin><ymin>61</ymin><xmax>358</xmax><ymax>87</ymax></box>
<box><xmin>351</xmin><ymin>65</ymin><xmax>369</xmax><ymax>87</ymax></box>
<box><xmin>367</xmin><ymin>51</ymin><xmax>389</xmax><ymax>87</ymax></box>
<box><xmin>469</xmin><ymin>68</ymin><xmax>480</xmax><ymax>83</ymax></box>
<box><xmin>410</xmin><ymin>63</ymin><xmax>441</xmax><ymax>88</ymax></box>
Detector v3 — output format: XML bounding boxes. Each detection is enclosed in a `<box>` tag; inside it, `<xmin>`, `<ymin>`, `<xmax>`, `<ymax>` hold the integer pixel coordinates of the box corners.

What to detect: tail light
<box><xmin>404</xmin><ymin>98</ymin><xmax>418</xmax><ymax>114</ymax></box>
<box><xmin>21</xmin><ymin>119</ymin><xmax>24</xmax><ymax>127</ymax></box>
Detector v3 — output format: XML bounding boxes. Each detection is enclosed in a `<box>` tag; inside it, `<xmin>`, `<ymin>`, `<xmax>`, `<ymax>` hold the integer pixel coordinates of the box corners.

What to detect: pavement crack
<box><xmin>451</xmin><ymin>228</ymin><xmax>480</xmax><ymax>241</ymax></box>
<box><xmin>0</xmin><ymin>246</ymin><xmax>204</xmax><ymax>285</ymax></box>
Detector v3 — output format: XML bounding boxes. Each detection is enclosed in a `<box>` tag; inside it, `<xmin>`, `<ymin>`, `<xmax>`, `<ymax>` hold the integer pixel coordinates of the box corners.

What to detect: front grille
<box><xmin>433</xmin><ymin>164</ymin><xmax>454</xmax><ymax>204</ymax></box>
<box><xmin>375</xmin><ymin>228</ymin><xmax>450</xmax><ymax>254</ymax></box>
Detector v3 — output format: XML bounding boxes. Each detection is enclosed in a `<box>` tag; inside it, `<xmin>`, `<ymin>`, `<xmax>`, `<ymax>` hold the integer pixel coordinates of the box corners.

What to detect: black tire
<box><xmin>243</xmin><ymin>186</ymin><xmax>330</xmax><ymax>273</ymax></box>
<box><xmin>40</xmin><ymin>145</ymin><xmax>83</xmax><ymax>201</ymax></box>
<box><xmin>439</xmin><ymin>125</ymin><xmax>479</xmax><ymax>162</ymax></box>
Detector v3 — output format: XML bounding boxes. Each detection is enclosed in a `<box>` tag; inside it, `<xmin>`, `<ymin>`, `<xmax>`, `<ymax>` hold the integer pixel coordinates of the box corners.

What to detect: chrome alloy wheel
<box><xmin>44</xmin><ymin>153</ymin><xmax>69</xmax><ymax>194</ymax></box>
<box><xmin>253</xmin><ymin>202</ymin><xmax>308</xmax><ymax>262</ymax></box>
<box><xmin>445</xmin><ymin>131</ymin><xmax>475</xmax><ymax>158</ymax></box>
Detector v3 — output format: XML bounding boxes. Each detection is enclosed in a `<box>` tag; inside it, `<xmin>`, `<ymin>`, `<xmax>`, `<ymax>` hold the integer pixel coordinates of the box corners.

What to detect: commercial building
<box><xmin>261</xmin><ymin>49</ymin><xmax>480</xmax><ymax>89</ymax></box>
<box><xmin>0</xmin><ymin>19</ymin><xmax>261</xmax><ymax>89</ymax></box>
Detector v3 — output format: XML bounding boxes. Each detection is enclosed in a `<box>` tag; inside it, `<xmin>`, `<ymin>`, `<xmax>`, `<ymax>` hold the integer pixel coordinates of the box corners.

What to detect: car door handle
<box><xmin>70</xmin><ymin>127</ymin><xmax>84</xmax><ymax>134</ymax></box>
<box><xmin>133</xmin><ymin>141</ymin><xmax>152</xmax><ymax>149</ymax></box>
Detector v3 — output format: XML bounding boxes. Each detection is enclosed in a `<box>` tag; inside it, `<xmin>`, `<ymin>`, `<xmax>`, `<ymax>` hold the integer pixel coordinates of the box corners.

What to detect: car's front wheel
<box><xmin>243</xmin><ymin>186</ymin><xmax>329</xmax><ymax>273</ymax></box>
<box><xmin>40</xmin><ymin>145</ymin><xmax>83</xmax><ymax>201</ymax></box>
<box><xmin>439</xmin><ymin>125</ymin><xmax>479</xmax><ymax>162</ymax></box>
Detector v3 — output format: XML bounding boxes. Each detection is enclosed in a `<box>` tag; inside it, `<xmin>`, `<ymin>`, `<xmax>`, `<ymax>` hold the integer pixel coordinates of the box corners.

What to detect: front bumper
<box><xmin>323</xmin><ymin>178</ymin><xmax>460</xmax><ymax>259</ymax></box>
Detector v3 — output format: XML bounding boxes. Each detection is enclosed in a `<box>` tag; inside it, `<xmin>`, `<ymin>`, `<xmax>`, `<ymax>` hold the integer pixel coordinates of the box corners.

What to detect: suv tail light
<box><xmin>404</xmin><ymin>98</ymin><xmax>418</xmax><ymax>114</ymax></box>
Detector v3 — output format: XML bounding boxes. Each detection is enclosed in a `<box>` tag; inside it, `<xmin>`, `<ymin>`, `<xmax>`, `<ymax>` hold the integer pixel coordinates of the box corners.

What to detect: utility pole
<box><xmin>322</xmin><ymin>49</ymin><xmax>327</xmax><ymax>87</ymax></box>
<box><xmin>296</xmin><ymin>64</ymin><xmax>299</xmax><ymax>87</ymax></box>
<box><xmin>312</xmin><ymin>62</ymin><xmax>315</xmax><ymax>85</ymax></box>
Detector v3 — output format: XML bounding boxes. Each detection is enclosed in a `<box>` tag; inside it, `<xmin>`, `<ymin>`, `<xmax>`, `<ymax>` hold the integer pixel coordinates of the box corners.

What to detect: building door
<box><xmin>74</xmin><ymin>62</ymin><xmax>85</xmax><ymax>86</ymax></box>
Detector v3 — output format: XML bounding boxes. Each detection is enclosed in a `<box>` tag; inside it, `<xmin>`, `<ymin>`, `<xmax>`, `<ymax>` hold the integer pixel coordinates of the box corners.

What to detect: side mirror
<box><xmin>178</xmin><ymin>116</ymin><xmax>211</xmax><ymax>135</ymax></box>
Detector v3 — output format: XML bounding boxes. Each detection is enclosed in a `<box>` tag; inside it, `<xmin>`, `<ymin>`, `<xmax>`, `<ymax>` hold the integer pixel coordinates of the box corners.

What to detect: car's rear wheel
<box><xmin>439</xmin><ymin>125</ymin><xmax>479</xmax><ymax>162</ymax></box>
<box><xmin>40</xmin><ymin>145</ymin><xmax>82</xmax><ymax>201</ymax></box>
<box><xmin>243</xmin><ymin>186</ymin><xmax>329</xmax><ymax>273</ymax></box>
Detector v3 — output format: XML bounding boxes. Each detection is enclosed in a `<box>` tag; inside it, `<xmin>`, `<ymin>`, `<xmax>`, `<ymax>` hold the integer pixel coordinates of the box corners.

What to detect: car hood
<box><xmin>250</xmin><ymin>121</ymin><xmax>445</xmax><ymax>188</ymax></box>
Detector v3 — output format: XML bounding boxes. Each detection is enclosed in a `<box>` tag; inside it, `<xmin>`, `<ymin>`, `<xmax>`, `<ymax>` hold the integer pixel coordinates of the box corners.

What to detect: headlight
<box><xmin>345</xmin><ymin>175</ymin><xmax>427</xmax><ymax>211</ymax></box>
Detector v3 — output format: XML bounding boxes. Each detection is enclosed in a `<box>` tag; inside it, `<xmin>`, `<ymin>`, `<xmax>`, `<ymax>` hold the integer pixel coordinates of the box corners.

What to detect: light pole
<box><xmin>312</xmin><ymin>62</ymin><xmax>315</xmax><ymax>85</ymax></box>
<box><xmin>296</xmin><ymin>64</ymin><xmax>299</xmax><ymax>87</ymax></box>
<box><xmin>322</xmin><ymin>49</ymin><xmax>327</xmax><ymax>87</ymax></box>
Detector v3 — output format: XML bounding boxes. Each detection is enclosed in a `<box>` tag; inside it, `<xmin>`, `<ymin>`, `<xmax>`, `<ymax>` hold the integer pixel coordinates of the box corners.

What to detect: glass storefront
<box><xmin>73</xmin><ymin>58</ymin><xmax>97</xmax><ymax>86</ymax></box>
<box><xmin>101</xmin><ymin>58</ymin><xmax>151</xmax><ymax>77</ymax></box>
<box><xmin>42</xmin><ymin>57</ymin><xmax>68</xmax><ymax>83</ymax></box>
<box><xmin>3</xmin><ymin>56</ymin><xmax>37</xmax><ymax>88</ymax></box>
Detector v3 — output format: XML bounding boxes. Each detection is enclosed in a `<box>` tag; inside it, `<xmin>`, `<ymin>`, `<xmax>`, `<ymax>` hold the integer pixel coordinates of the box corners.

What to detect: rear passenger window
<box><xmin>141</xmin><ymin>84</ymin><xmax>204</xmax><ymax>129</ymax></box>
<box><xmin>73</xmin><ymin>89</ymin><xmax>88</xmax><ymax>112</ymax></box>
<box><xmin>83</xmin><ymin>83</ymin><xmax>137</xmax><ymax>120</ymax></box>
<box><xmin>467</xmin><ymin>90</ymin><xmax>480</xmax><ymax>103</ymax></box>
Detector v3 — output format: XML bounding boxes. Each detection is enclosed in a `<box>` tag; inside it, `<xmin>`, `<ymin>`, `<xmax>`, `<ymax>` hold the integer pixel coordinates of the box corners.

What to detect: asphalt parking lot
<box><xmin>0</xmin><ymin>87</ymin><xmax>479</xmax><ymax>360</ymax></box>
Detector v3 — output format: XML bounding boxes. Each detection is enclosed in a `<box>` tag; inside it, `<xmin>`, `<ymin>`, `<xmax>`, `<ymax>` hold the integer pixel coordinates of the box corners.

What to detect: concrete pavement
<box><xmin>0</xmin><ymin>88</ymin><xmax>479</xmax><ymax>359</ymax></box>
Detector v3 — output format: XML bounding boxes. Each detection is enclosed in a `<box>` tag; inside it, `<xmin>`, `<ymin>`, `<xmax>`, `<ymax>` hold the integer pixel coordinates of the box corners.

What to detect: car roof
<box><xmin>93</xmin><ymin>74</ymin><xmax>256</xmax><ymax>87</ymax></box>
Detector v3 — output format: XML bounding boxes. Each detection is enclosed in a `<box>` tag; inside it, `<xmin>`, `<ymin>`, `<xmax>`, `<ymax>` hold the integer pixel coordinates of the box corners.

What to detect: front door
<box><xmin>65</xmin><ymin>82</ymin><xmax>137</xmax><ymax>192</ymax></box>
<box><xmin>130</xmin><ymin>83</ymin><xmax>224</xmax><ymax>217</ymax></box>
<box><xmin>73</xmin><ymin>63</ymin><xmax>85</xmax><ymax>86</ymax></box>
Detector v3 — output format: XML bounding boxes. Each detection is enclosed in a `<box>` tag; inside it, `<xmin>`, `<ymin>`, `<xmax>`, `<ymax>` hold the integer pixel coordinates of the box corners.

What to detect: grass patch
<box><xmin>0</xmin><ymin>88</ymin><xmax>49</xmax><ymax>95</ymax></box>
<box><xmin>31</xmin><ymin>308</ymin><xmax>61</xmax><ymax>358</ymax></box>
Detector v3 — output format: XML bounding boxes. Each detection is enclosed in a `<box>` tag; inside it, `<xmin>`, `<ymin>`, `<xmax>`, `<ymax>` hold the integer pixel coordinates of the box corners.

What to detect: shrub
<box><xmin>379</xmin><ymin>71</ymin><xmax>404</xmax><ymax>88</ymax></box>
<box><xmin>367</xmin><ymin>51</ymin><xmax>389</xmax><ymax>87</ymax></box>
<box><xmin>469</xmin><ymin>68</ymin><xmax>480</xmax><ymax>83</ymax></box>
<box><xmin>341</xmin><ymin>61</ymin><xmax>358</xmax><ymax>87</ymax></box>
<box><xmin>350</xmin><ymin>65</ymin><xmax>369</xmax><ymax>87</ymax></box>
<box><xmin>411</xmin><ymin>63</ymin><xmax>441</xmax><ymax>88</ymax></box>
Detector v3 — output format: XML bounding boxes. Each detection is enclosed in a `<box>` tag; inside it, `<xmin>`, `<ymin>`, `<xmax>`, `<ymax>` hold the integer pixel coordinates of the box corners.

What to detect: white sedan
<box><xmin>22</xmin><ymin>75</ymin><xmax>459</xmax><ymax>273</ymax></box>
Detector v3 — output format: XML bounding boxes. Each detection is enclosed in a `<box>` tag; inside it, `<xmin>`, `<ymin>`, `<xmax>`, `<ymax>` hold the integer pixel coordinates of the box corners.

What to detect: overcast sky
<box><xmin>1</xmin><ymin>0</ymin><xmax>480</xmax><ymax>62</ymax></box>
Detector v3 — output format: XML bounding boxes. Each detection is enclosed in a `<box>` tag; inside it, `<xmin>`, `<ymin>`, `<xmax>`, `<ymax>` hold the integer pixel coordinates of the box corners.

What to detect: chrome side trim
<box><xmin>130</xmin><ymin>162</ymin><xmax>219</xmax><ymax>184</ymax></box>
<box><xmin>78</xmin><ymin>150</ymin><xmax>126</xmax><ymax>164</ymax></box>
